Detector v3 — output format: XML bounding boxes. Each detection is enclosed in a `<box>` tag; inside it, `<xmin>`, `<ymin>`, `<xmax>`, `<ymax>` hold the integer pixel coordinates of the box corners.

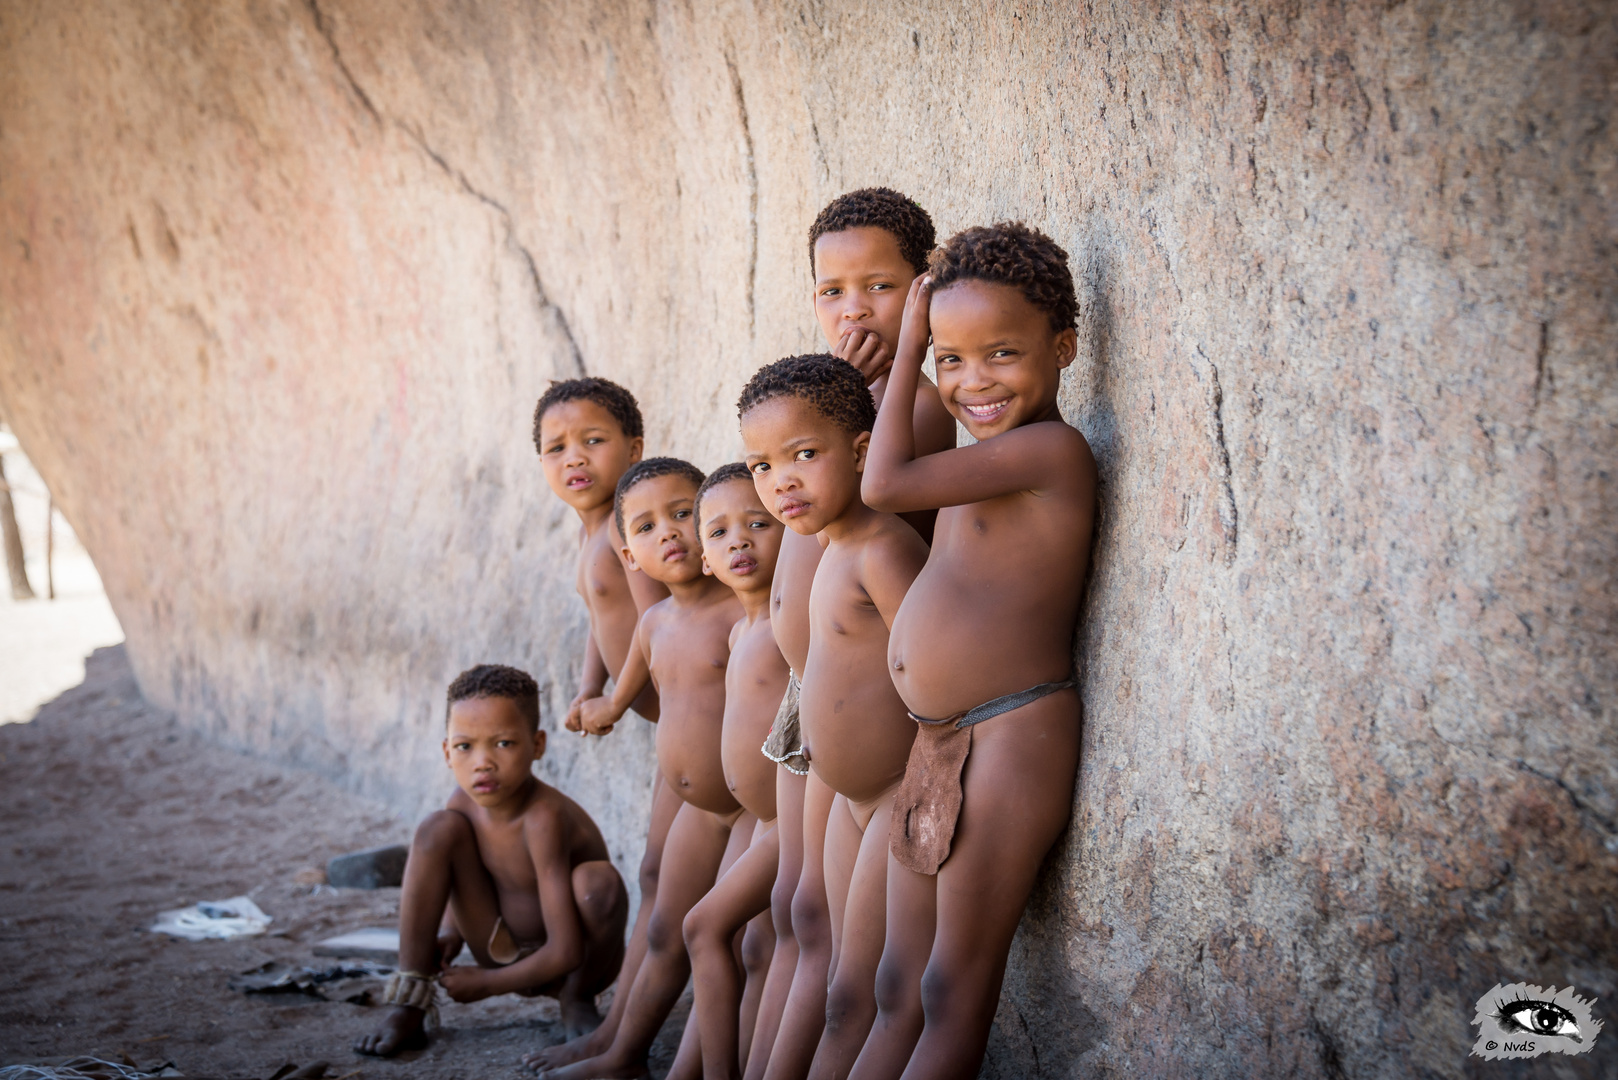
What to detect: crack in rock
<box><xmin>725</xmin><ymin>47</ymin><xmax>758</xmax><ymax>342</ymax></box>
<box><xmin>1192</xmin><ymin>345</ymin><xmax>1239</xmax><ymax>560</ymax></box>
<box><xmin>304</xmin><ymin>0</ymin><xmax>585</xmax><ymax>375</ymax></box>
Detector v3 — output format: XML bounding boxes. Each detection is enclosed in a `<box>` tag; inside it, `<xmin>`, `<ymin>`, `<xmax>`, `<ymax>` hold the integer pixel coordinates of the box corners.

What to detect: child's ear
<box><xmin>1054</xmin><ymin>327</ymin><xmax>1079</xmax><ymax>370</ymax></box>
<box><xmin>531</xmin><ymin>728</ymin><xmax>547</xmax><ymax>763</ymax></box>
<box><xmin>442</xmin><ymin>737</ymin><xmax>452</xmax><ymax>768</ymax></box>
<box><xmin>622</xmin><ymin>545</ymin><xmax>641</xmax><ymax>572</ymax></box>
<box><xmin>852</xmin><ymin>430</ymin><xmax>872</xmax><ymax>473</ymax></box>
<box><xmin>628</xmin><ymin>436</ymin><xmax>645</xmax><ymax>463</ymax></box>
<box><xmin>701</xmin><ymin>553</ymin><xmax>713</xmax><ymax>576</ymax></box>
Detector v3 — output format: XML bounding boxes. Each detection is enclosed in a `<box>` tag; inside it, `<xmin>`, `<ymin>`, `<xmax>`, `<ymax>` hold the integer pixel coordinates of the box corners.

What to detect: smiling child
<box><xmin>853</xmin><ymin>223</ymin><xmax>1096</xmax><ymax>1080</ymax></box>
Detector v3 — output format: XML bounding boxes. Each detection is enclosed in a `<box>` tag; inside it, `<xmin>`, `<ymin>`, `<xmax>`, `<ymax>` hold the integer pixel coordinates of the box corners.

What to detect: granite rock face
<box><xmin>1</xmin><ymin>2</ymin><xmax>1613</xmax><ymax>1075</ymax></box>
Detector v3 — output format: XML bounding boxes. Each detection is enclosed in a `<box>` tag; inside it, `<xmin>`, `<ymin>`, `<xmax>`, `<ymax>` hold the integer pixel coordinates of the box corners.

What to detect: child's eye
<box><xmin>820</xmin><ymin>287</ymin><xmax>842</xmax><ymax>298</ymax></box>
<box><xmin>675</xmin><ymin>509</ymin><xmax>691</xmax><ymax>520</ymax></box>
<box><xmin>796</xmin><ymin>449</ymin><xmax>816</xmax><ymax>461</ymax></box>
<box><xmin>992</xmin><ymin>349</ymin><xmax>1016</xmax><ymax>359</ymax></box>
<box><xmin>936</xmin><ymin>353</ymin><xmax>960</xmax><ymax>365</ymax></box>
<box><xmin>709</xmin><ymin>526</ymin><xmax>726</xmax><ymax>539</ymax></box>
<box><xmin>870</xmin><ymin>283</ymin><xmax>892</xmax><ymax>292</ymax></box>
<box><xmin>544</xmin><ymin>444</ymin><xmax>562</xmax><ymax>455</ymax></box>
<box><xmin>750</xmin><ymin>462</ymin><xmax>769</xmax><ymax>474</ymax></box>
<box><xmin>453</xmin><ymin>741</ymin><xmax>470</xmax><ymax>751</ymax></box>
<box><xmin>497</xmin><ymin>739</ymin><xmax>515</xmax><ymax>748</ymax></box>
<box><xmin>586</xmin><ymin>437</ymin><xmax>603</xmax><ymax>445</ymax></box>
<box><xmin>637</xmin><ymin>522</ymin><xmax>653</xmax><ymax>533</ymax></box>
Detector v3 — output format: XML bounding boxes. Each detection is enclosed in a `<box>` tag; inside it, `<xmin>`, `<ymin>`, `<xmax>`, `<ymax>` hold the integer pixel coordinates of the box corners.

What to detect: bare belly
<box><xmin>888</xmin><ymin>561</ymin><xmax>1081</xmax><ymax>721</ymax></box>
<box><xmin>658</xmin><ymin>711</ymin><xmax>741</xmax><ymax>815</ymax></box>
<box><xmin>798</xmin><ymin>657</ymin><xmax>915</xmax><ymax>805</ymax></box>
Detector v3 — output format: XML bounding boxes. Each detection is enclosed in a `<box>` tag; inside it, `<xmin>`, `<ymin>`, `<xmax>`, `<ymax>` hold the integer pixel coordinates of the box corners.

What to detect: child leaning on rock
<box><xmin>355</xmin><ymin>664</ymin><xmax>628</xmax><ymax>1058</ymax></box>
<box><xmin>854</xmin><ymin>222</ymin><xmax>1096</xmax><ymax>1080</ymax></box>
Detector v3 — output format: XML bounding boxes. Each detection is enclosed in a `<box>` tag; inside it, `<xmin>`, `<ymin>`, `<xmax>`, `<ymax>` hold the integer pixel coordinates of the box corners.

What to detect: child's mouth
<box><xmin>960</xmin><ymin>399</ymin><xmax>1010</xmax><ymax>423</ymax></box>
<box><xmin>565</xmin><ymin>473</ymin><xmax>593</xmax><ymax>490</ymax></box>
<box><xmin>777</xmin><ymin>499</ymin><xmax>810</xmax><ymax>519</ymax></box>
<box><xmin>662</xmin><ymin>545</ymin><xmax>688</xmax><ymax>562</ymax></box>
<box><xmin>472</xmin><ymin>778</ymin><xmax>499</xmax><ymax>794</ymax></box>
<box><xmin>730</xmin><ymin>555</ymin><xmax>757</xmax><ymax>574</ymax></box>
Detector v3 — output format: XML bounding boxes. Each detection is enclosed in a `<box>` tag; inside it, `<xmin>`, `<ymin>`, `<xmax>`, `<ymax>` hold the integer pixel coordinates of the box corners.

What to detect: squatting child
<box><xmin>760</xmin><ymin>188</ymin><xmax>956</xmax><ymax>1080</ymax></box>
<box><xmin>354</xmin><ymin>664</ymin><xmax>628</xmax><ymax>1058</ymax></box>
<box><xmin>683</xmin><ymin>463</ymin><xmax>796</xmax><ymax>1080</ymax></box>
<box><xmin>538</xmin><ymin>458</ymin><xmax>751</xmax><ymax>1080</ymax></box>
<box><xmin>853</xmin><ymin>223</ymin><xmax>1096</xmax><ymax>1080</ymax></box>
<box><xmin>530</xmin><ymin>378</ymin><xmax>681</xmax><ymax>1067</ymax></box>
<box><xmin>739</xmin><ymin>356</ymin><xmax>929</xmax><ymax>1080</ymax></box>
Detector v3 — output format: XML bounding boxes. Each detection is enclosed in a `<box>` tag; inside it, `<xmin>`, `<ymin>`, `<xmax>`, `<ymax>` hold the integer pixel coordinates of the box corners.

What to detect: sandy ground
<box><xmin>0</xmin><ymin>645</ymin><xmax>688</xmax><ymax>1078</ymax></box>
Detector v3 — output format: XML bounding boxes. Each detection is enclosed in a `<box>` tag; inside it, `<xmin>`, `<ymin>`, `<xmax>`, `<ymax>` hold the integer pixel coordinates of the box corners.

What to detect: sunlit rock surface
<box><xmin>1</xmin><ymin>2</ymin><xmax>1613</xmax><ymax>1075</ymax></box>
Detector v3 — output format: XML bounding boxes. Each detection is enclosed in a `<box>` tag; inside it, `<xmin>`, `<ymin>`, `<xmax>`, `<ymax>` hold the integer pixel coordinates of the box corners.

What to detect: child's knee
<box><xmin>413</xmin><ymin>809</ymin><xmax>472</xmax><ymax>853</ymax></box>
<box><xmin>823</xmin><ymin>971</ymin><xmax>873</xmax><ymax>1036</ymax></box>
<box><xmin>790</xmin><ymin>889</ymin><xmax>830</xmax><ymax>952</ymax></box>
<box><xmin>741</xmin><ymin>921</ymin><xmax>773</xmax><ymax>977</ymax></box>
<box><xmin>918</xmin><ymin>963</ymin><xmax>981</xmax><ymax>1026</ymax></box>
<box><xmin>572</xmin><ymin>861</ymin><xmax>626</xmax><ymax>931</ymax></box>
<box><xmin>645</xmin><ymin>903</ymin><xmax>686</xmax><ymax>956</ymax></box>
<box><xmin>873</xmin><ymin>952</ymin><xmax>922</xmax><ymax>1018</ymax></box>
<box><xmin>680</xmin><ymin>900</ymin><xmax>723</xmax><ymax>956</ymax></box>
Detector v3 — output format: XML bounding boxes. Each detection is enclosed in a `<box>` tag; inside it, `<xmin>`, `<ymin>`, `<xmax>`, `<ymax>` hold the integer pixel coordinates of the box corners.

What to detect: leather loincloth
<box><xmin>761</xmin><ymin>670</ymin><xmax>809</xmax><ymax>776</ymax></box>
<box><xmin>889</xmin><ymin>680</ymin><xmax>1075</xmax><ymax>876</ymax></box>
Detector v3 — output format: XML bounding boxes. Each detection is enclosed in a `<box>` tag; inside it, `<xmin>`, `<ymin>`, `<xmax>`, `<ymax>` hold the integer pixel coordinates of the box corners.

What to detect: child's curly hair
<box><xmin>446</xmin><ymin>664</ymin><xmax>540</xmax><ymax>732</ymax></box>
<box><xmin>737</xmin><ymin>354</ymin><xmax>876</xmax><ymax>437</ymax></box>
<box><xmin>927</xmin><ymin>222</ymin><xmax>1079</xmax><ymax>332</ymax></box>
<box><xmin>695</xmin><ymin>462</ymin><xmax>755</xmax><ymax>527</ymax></box>
<box><xmin>808</xmin><ymin>188</ymin><xmax>936</xmax><ymax>277</ymax></box>
<box><xmin>532</xmin><ymin>377</ymin><xmax>645</xmax><ymax>453</ymax></box>
<box><xmin>614</xmin><ymin>457</ymin><xmax>706</xmax><ymax>541</ymax></box>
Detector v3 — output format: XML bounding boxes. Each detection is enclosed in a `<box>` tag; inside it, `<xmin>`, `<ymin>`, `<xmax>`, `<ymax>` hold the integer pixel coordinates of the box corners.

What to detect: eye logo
<box><xmin>1470</xmin><ymin>983</ymin><xmax>1603</xmax><ymax>1060</ymax></box>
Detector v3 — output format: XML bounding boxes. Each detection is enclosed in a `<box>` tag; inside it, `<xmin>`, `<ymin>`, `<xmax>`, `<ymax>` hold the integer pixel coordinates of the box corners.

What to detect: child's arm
<box><xmin>578</xmin><ymin>610</ymin><xmax>653</xmax><ymax>736</ymax></box>
<box><xmin>438</xmin><ymin>816</ymin><xmax>586</xmax><ymax>1001</ymax></box>
<box><xmin>863</xmin><ymin>276</ymin><xmax>1085</xmax><ymax>513</ymax></box>
<box><xmin>565</xmin><ymin>634</ymin><xmax>611</xmax><ymax>733</ymax></box>
<box><xmin>860</xmin><ymin>533</ymin><xmax>927</xmax><ymax>632</ymax></box>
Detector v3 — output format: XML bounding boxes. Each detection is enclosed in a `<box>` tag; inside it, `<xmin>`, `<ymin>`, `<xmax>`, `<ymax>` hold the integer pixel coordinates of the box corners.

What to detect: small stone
<box><xmin>326</xmin><ymin>844</ymin><xmax>408</xmax><ymax>889</ymax></box>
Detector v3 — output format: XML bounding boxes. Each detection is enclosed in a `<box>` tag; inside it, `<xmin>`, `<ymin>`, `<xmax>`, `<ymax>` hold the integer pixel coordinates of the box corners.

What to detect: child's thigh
<box><xmin>651</xmin><ymin>804</ymin><xmax>736</xmax><ymax>933</ymax></box>
<box><xmin>834</xmin><ymin>802</ymin><xmax>894</xmax><ymax>981</ymax></box>
<box><xmin>876</xmin><ymin>852</ymin><xmax>936</xmax><ymax>996</ymax></box>
<box><xmin>822</xmin><ymin>796</ymin><xmax>860</xmax><ymax>967</ymax></box>
<box><xmin>689</xmin><ymin>825</ymin><xmax>780</xmax><ymax>943</ymax></box>
<box><xmin>929</xmin><ymin>692</ymin><xmax>1080</xmax><ymax>977</ymax></box>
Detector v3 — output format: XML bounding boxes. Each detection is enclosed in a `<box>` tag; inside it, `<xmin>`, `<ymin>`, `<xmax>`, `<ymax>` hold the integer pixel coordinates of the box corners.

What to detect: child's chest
<box><xmin>576</xmin><ymin>530</ymin><xmax>627</xmax><ymax>605</ymax></box>
<box><xmin>807</xmin><ymin>548</ymin><xmax>885</xmax><ymax>642</ymax></box>
<box><xmin>646</xmin><ymin>616</ymin><xmax>731</xmax><ymax>690</ymax></box>
<box><xmin>470</xmin><ymin>818</ymin><xmax>540</xmax><ymax>893</ymax></box>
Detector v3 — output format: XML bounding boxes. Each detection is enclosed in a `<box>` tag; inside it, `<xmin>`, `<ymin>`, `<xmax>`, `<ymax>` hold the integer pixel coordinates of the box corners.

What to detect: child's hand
<box><xmin>895</xmin><ymin>275</ymin><xmax>933</xmax><ymax>367</ymax></box>
<box><xmin>435</xmin><ymin>928</ymin><xmax>465</xmax><ymax>969</ymax></box>
<box><xmin>578</xmin><ymin>695</ymin><xmax>620</xmax><ymax>737</ymax></box>
<box><xmin>836</xmin><ymin>324</ymin><xmax>894</xmax><ymax>385</ymax></box>
<box><xmin>438</xmin><ymin>964</ymin><xmax>497</xmax><ymax>1003</ymax></box>
<box><xmin>564</xmin><ymin>687</ymin><xmax>601</xmax><ymax>733</ymax></box>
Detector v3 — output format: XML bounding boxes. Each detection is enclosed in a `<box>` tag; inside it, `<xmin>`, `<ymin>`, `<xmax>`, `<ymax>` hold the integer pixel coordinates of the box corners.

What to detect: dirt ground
<box><xmin>0</xmin><ymin>645</ymin><xmax>687</xmax><ymax>1079</ymax></box>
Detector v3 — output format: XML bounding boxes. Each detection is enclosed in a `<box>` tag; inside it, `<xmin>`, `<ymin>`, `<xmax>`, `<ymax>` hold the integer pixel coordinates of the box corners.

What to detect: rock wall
<box><xmin>1</xmin><ymin>1</ymin><xmax>1613</xmax><ymax>1075</ymax></box>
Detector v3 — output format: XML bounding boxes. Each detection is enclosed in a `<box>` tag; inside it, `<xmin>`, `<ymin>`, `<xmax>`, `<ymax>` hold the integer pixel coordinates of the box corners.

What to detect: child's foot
<box><xmin>557</xmin><ymin>992</ymin><xmax>605</xmax><ymax>1041</ymax></box>
<box><xmin>354</xmin><ymin>1005</ymin><xmax>429</xmax><ymax>1057</ymax></box>
<box><xmin>533</xmin><ymin>1053</ymin><xmax>650</xmax><ymax>1080</ymax></box>
<box><xmin>522</xmin><ymin>1024</ymin><xmax>612</xmax><ymax>1072</ymax></box>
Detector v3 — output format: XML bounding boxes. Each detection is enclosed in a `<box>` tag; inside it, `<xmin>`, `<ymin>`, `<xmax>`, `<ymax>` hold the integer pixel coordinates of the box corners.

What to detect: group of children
<box><xmin>354</xmin><ymin>188</ymin><xmax>1097</xmax><ymax>1080</ymax></box>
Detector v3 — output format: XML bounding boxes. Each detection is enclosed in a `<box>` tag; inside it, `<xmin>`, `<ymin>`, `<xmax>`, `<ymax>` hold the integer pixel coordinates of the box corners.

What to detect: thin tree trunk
<box><xmin>0</xmin><ymin>455</ymin><xmax>34</xmax><ymax>600</ymax></box>
<box><xmin>45</xmin><ymin>491</ymin><xmax>55</xmax><ymax>600</ymax></box>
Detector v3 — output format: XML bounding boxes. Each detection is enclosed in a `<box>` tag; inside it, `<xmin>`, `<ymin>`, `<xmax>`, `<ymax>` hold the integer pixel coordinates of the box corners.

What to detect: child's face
<box><xmin>619</xmin><ymin>474</ymin><xmax>704</xmax><ymax>585</ymax></box>
<box><xmin>537</xmin><ymin>399</ymin><xmax>644</xmax><ymax>513</ymax></box>
<box><xmin>699</xmin><ymin>478</ymin><xmax>785</xmax><ymax>592</ymax></box>
<box><xmin>812</xmin><ymin>227</ymin><xmax>915</xmax><ymax>358</ymax></box>
<box><xmin>741</xmin><ymin>396</ymin><xmax>869</xmax><ymax>536</ymax></box>
<box><xmin>442</xmin><ymin>696</ymin><xmax>544</xmax><ymax>808</ymax></box>
<box><xmin>929</xmin><ymin>280</ymin><xmax>1078</xmax><ymax>440</ymax></box>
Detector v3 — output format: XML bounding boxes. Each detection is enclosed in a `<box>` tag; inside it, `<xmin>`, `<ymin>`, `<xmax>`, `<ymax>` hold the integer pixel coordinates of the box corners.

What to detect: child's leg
<box><xmin>744</xmin><ymin>771</ymin><xmax>808</xmax><ymax>1080</ymax></box>
<box><xmin>526</xmin><ymin>773</ymin><xmax>682</xmax><ymax>1069</ymax></box>
<box><xmin>821</xmin><ymin>795</ymin><xmax>858</xmax><ymax>984</ymax></box>
<box><xmin>846</xmin><ymin>858</ymin><xmax>935</xmax><ymax>1080</ymax></box>
<box><xmin>667</xmin><ymin>813</ymin><xmax>756</xmax><ymax>1080</ymax></box>
<box><xmin>737</xmin><ymin>907</ymin><xmax>776</xmax><ymax>1068</ymax></box>
<box><xmin>806</xmin><ymin>798</ymin><xmax>893</xmax><ymax>1080</ymax></box>
<box><xmin>685</xmin><ymin>820</ymin><xmax>780</xmax><ymax>1080</ymax></box>
<box><xmin>553</xmin><ymin>859</ymin><xmax>631</xmax><ymax>1037</ymax></box>
<box><xmin>538</xmin><ymin>802</ymin><xmax>734</xmax><ymax>1080</ymax></box>
<box><xmin>898</xmin><ymin>693</ymin><xmax>1081</xmax><ymax>1080</ymax></box>
<box><xmin>760</xmin><ymin>772</ymin><xmax>835</xmax><ymax>1080</ymax></box>
<box><xmin>356</xmin><ymin>810</ymin><xmax>500</xmax><ymax>1057</ymax></box>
